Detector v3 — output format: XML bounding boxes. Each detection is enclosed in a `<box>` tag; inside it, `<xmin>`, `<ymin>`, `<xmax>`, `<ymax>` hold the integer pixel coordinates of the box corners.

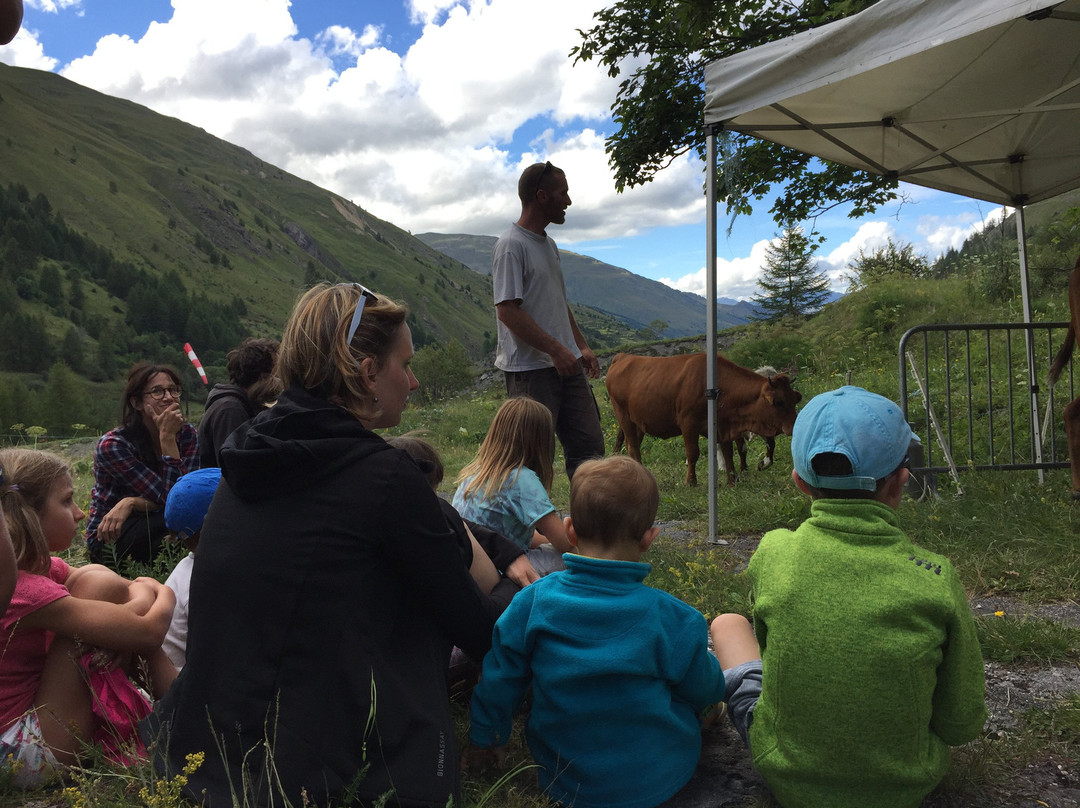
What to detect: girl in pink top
<box><xmin>0</xmin><ymin>448</ymin><xmax>177</xmax><ymax>787</ymax></box>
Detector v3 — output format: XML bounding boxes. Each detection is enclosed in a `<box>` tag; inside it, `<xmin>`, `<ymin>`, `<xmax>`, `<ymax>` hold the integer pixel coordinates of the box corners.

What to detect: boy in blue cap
<box><xmin>711</xmin><ymin>385</ymin><xmax>987</xmax><ymax>808</ymax></box>
<box><xmin>162</xmin><ymin>467</ymin><xmax>221</xmax><ymax>670</ymax></box>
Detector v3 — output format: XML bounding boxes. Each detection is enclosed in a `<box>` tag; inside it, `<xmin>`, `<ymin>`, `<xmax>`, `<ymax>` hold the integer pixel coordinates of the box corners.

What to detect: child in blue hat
<box><xmin>162</xmin><ymin>468</ymin><xmax>221</xmax><ymax>670</ymax></box>
<box><xmin>711</xmin><ymin>386</ymin><xmax>987</xmax><ymax>808</ymax></box>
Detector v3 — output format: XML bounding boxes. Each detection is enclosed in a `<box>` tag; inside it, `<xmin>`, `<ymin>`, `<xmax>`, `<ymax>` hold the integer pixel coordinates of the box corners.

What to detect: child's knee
<box><xmin>68</xmin><ymin>566</ymin><xmax>128</xmax><ymax>604</ymax></box>
<box><xmin>711</xmin><ymin>612</ymin><xmax>752</xmax><ymax>637</ymax></box>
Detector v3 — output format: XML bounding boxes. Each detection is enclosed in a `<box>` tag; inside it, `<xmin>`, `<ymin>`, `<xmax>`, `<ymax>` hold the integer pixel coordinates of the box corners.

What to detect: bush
<box><xmin>411</xmin><ymin>340</ymin><xmax>475</xmax><ymax>403</ymax></box>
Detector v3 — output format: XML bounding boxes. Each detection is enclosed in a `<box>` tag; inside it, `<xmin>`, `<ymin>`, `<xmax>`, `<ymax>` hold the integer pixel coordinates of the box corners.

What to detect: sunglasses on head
<box><xmin>534</xmin><ymin>161</ymin><xmax>554</xmax><ymax>197</ymax></box>
<box><xmin>341</xmin><ymin>283</ymin><xmax>378</xmax><ymax>346</ymax></box>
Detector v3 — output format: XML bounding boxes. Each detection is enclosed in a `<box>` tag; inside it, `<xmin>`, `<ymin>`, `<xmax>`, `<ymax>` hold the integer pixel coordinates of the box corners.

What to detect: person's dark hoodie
<box><xmin>147</xmin><ymin>385</ymin><xmax>495</xmax><ymax>807</ymax></box>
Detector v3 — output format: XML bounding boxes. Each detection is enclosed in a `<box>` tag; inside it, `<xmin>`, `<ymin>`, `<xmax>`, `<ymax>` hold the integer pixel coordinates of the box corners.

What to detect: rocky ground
<box><xmin>658</xmin><ymin>523</ymin><xmax>1080</xmax><ymax>808</ymax></box>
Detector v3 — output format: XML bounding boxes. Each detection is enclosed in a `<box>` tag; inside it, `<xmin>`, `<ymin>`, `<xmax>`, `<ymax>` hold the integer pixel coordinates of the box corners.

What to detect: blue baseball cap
<box><xmin>792</xmin><ymin>386</ymin><xmax>919</xmax><ymax>491</ymax></box>
<box><xmin>165</xmin><ymin>468</ymin><xmax>222</xmax><ymax>541</ymax></box>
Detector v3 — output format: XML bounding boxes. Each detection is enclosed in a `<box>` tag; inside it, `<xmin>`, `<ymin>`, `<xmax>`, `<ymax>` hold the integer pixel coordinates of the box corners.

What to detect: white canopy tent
<box><xmin>701</xmin><ymin>0</ymin><xmax>1080</xmax><ymax>538</ymax></box>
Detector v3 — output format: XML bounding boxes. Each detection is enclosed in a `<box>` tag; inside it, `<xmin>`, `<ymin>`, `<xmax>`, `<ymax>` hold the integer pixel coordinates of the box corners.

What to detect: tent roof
<box><xmin>703</xmin><ymin>0</ymin><xmax>1080</xmax><ymax>206</ymax></box>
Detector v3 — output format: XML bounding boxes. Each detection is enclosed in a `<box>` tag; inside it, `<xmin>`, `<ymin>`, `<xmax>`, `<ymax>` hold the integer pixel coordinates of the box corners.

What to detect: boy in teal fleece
<box><xmin>712</xmin><ymin>386</ymin><xmax>987</xmax><ymax>808</ymax></box>
<box><xmin>465</xmin><ymin>455</ymin><xmax>728</xmax><ymax>808</ymax></box>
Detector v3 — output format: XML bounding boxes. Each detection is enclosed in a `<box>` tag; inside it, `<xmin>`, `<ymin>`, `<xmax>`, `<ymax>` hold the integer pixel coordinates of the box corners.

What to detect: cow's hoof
<box><xmin>757</xmin><ymin>457</ymin><xmax>773</xmax><ymax>471</ymax></box>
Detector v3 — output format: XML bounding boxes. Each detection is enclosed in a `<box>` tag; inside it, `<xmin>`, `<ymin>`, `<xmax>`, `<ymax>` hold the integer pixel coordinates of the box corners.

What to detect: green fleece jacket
<box><xmin>747</xmin><ymin>498</ymin><xmax>987</xmax><ymax>808</ymax></box>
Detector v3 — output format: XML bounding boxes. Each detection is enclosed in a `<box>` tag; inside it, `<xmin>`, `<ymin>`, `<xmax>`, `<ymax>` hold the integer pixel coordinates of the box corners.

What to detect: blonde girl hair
<box><xmin>277</xmin><ymin>283</ymin><xmax>408</xmax><ymax>424</ymax></box>
<box><xmin>456</xmin><ymin>397</ymin><xmax>555</xmax><ymax>501</ymax></box>
<box><xmin>0</xmin><ymin>448</ymin><xmax>71</xmax><ymax>575</ymax></box>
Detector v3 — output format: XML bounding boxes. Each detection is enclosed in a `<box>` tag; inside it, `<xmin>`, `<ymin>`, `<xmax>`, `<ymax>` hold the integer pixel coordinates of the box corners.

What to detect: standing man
<box><xmin>493</xmin><ymin>162</ymin><xmax>605</xmax><ymax>479</ymax></box>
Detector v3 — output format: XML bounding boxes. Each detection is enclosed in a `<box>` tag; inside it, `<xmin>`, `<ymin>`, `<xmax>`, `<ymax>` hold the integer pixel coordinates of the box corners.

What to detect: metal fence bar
<box><xmin>898</xmin><ymin>321</ymin><xmax>1072</xmax><ymax>477</ymax></box>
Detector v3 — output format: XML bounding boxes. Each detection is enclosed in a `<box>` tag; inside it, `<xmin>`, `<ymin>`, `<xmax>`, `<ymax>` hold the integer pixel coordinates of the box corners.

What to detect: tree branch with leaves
<box><xmin>572</xmin><ymin>0</ymin><xmax>897</xmax><ymax>228</ymax></box>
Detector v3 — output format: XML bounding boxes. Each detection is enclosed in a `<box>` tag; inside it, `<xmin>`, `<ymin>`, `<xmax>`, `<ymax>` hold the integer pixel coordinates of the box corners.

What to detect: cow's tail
<box><xmin>1049</xmin><ymin>327</ymin><xmax>1075</xmax><ymax>387</ymax></box>
<box><xmin>613</xmin><ymin>426</ymin><xmax>625</xmax><ymax>454</ymax></box>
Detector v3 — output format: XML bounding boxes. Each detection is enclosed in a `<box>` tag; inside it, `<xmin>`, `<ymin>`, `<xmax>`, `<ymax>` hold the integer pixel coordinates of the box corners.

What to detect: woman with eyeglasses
<box><xmin>147</xmin><ymin>283</ymin><xmax>496</xmax><ymax>808</ymax></box>
<box><xmin>84</xmin><ymin>363</ymin><xmax>199</xmax><ymax>566</ymax></box>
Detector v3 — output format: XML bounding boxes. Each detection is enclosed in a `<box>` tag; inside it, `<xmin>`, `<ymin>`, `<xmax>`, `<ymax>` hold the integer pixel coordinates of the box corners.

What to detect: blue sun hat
<box><xmin>165</xmin><ymin>467</ymin><xmax>222</xmax><ymax>541</ymax></box>
<box><xmin>792</xmin><ymin>386</ymin><xmax>919</xmax><ymax>491</ymax></box>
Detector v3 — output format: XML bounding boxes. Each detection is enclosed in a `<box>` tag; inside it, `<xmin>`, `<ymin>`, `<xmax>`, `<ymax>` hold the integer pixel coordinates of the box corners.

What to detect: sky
<box><xmin>0</xmin><ymin>0</ymin><xmax>1010</xmax><ymax>301</ymax></box>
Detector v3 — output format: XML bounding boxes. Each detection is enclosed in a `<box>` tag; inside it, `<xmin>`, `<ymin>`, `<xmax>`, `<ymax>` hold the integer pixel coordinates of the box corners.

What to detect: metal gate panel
<box><xmin>898</xmin><ymin>322</ymin><xmax>1073</xmax><ymax>475</ymax></box>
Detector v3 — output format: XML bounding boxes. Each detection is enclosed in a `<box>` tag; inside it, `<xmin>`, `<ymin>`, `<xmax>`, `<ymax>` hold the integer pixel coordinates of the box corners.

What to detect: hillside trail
<box><xmin>658</xmin><ymin>524</ymin><xmax>1080</xmax><ymax>808</ymax></box>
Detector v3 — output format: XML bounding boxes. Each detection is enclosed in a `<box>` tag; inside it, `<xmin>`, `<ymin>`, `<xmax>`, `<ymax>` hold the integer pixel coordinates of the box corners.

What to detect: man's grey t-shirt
<box><xmin>492</xmin><ymin>223</ymin><xmax>580</xmax><ymax>372</ymax></box>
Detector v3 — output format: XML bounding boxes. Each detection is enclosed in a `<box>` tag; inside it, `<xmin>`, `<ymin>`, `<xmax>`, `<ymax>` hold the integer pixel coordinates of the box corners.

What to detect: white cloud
<box><xmin>35</xmin><ymin>0</ymin><xmax>692</xmax><ymax>246</ymax></box>
<box><xmin>661</xmin><ymin>238</ymin><xmax>778</xmax><ymax>301</ymax></box>
<box><xmin>916</xmin><ymin>205</ymin><xmax>1010</xmax><ymax>257</ymax></box>
<box><xmin>0</xmin><ymin>26</ymin><xmax>58</xmax><ymax>70</ymax></box>
<box><xmin>26</xmin><ymin>0</ymin><xmax>83</xmax><ymax>12</ymax></box>
<box><xmin>407</xmin><ymin>0</ymin><xmax>463</xmax><ymax>27</ymax></box>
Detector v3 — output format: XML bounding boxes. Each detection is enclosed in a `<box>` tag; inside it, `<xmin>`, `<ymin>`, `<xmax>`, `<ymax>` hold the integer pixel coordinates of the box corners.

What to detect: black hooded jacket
<box><xmin>148</xmin><ymin>385</ymin><xmax>496</xmax><ymax>807</ymax></box>
<box><xmin>197</xmin><ymin>383</ymin><xmax>256</xmax><ymax>468</ymax></box>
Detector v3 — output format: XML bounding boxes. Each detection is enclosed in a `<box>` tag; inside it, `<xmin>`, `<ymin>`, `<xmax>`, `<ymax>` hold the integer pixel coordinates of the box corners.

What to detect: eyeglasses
<box><xmin>145</xmin><ymin>385</ymin><xmax>183</xmax><ymax>400</ymax></box>
<box><xmin>343</xmin><ymin>284</ymin><xmax>378</xmax><ymax>346</ymax></box>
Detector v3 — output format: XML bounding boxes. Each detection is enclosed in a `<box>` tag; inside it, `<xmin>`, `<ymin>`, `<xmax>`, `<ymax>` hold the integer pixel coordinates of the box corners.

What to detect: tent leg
<box><xmin>1016</xmin><ymin>204</ymin><xmax>1044</xmax><ymax>482</ymax></box>
<box><xmin>706</xmin><ymin>127</ymin><xmax>719</xmax><ymax>542</ymax></box>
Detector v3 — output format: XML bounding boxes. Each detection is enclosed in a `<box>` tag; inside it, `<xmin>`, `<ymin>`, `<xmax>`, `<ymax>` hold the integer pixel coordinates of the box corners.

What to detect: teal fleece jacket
<box><xmin>470</xmin><ymin>553</ymin><xmax>726</xmax><ymax>808</ymax></box>
<box><xmin>748</xmin><ymin>499</ymin><xmax>987</xmax><ymax>808</ymax></box>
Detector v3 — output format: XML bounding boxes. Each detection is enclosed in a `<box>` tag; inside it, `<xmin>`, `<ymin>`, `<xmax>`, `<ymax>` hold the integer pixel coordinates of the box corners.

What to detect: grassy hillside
<box><xmin>0</xmin><ymin>65</ymin><xmax>638</xmax><ymax>430</ymax></box>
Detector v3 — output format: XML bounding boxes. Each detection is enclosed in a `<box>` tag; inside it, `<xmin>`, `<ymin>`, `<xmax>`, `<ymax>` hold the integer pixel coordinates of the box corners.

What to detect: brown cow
<box><xmin>1047</xmin><ymin>253</ymin><xmax>1080</xmax><ymax>497</ymax></box>
<box><xmin>605</xmin><ymin>352</ymin><xmax>802</xmax><ymax>486</ymax></box>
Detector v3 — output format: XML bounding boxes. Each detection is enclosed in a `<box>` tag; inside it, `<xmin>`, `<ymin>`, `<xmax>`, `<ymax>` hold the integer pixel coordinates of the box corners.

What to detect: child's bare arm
<box><xmin>534</xmin><ymin>511</ymin><xmax>572</xmax><ymax>554</ymax></box>
<box><xmin>22</xmin><ymin>581</ymin><xmax>176</xmax><ymax>655</ymax></box>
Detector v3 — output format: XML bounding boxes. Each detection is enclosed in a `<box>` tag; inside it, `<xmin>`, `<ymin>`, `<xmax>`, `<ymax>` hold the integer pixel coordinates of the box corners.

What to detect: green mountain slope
<box><xmin>0</xmin><ymin>64</ymin><xmax>637</xmax><ymax>374</ymax></box>
<box><xmin>417</xmin><ymin>232</ymin><xmax>755</xmax><ymax>336</ymax></box>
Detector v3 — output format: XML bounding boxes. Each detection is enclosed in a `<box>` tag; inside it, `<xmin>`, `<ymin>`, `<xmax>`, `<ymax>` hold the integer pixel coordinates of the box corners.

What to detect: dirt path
<box><xmin>657</xmin><ymin>523</ymin><xmax>1080</xmax><ymax>808</ymax></box>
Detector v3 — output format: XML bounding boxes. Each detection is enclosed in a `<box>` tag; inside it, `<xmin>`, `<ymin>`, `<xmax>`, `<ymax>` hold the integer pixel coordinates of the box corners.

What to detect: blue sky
<box><xmin>1</xmin><ymin>0</ymin><xmax>1006</xmax><ymax>299</ymax></box>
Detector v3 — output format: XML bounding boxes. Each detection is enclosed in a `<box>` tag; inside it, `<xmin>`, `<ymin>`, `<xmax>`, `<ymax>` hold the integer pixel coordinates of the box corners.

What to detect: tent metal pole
<box><xmin>1015</xmin><ymin>203</ymin><xmax>1045</xmax><ymax>482</ymax></box>
<box><xmin>706</xmin><ymin>126</ymin><xmax>719</xmax><ymax>542</ymax></box>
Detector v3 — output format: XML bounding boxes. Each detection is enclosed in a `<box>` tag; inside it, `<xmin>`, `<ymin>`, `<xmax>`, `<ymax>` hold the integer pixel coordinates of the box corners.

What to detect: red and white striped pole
<box><xmin>184</xmin><ymin>342</ymin><xmax>208</xmax><ymax>385</ymax></box>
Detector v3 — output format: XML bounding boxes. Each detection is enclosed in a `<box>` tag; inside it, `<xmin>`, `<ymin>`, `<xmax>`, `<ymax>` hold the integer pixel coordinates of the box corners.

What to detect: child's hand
<box><xmin>461</xmin><ymin>743</ymin><xmax>507</xmax><ymax>773</ymax></box>
<box><xmin>505</xmin><ymin>555</ymin><xmax>540</xmax><ymax>588</ymax></box>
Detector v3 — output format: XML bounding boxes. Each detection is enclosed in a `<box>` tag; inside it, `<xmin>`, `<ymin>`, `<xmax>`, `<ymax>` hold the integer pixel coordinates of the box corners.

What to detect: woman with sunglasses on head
<box><xmin>85</xmin><ymin>363</ymin><xmax>199</xmax><ymax>567</ymax></box>
<box><xmin>147</xmin><ymin>283</ymin><xmax>496</xmax><ymax>808</ymax></box>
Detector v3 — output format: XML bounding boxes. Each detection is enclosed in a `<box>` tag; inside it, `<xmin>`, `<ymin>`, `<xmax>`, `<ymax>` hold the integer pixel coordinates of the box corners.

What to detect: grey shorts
<box><xmin>723</xmin><ymin>659</ymin><xmax>763</xmax><ymax>750</ymax></box>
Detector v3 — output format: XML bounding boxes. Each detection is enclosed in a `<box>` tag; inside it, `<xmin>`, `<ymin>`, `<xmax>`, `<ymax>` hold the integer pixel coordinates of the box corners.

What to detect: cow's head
<box><xmin>758</xmin><ymin>374</ymin><xmax>802</xmax><ymax>436</ymax></box>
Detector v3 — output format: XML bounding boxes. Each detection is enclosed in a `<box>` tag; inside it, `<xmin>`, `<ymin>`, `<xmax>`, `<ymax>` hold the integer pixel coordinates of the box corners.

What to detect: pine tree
<box><xmin>751</xmin><ymin>227</ymin><xmax>832</xmax><ymax>320</ymax></box>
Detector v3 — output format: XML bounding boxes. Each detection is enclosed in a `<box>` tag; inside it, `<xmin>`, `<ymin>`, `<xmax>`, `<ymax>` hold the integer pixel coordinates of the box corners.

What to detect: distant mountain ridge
<box><xmin>416</xmin><ymin>233</ymin><xmax>755</xmax><ymax>336</ymax></box>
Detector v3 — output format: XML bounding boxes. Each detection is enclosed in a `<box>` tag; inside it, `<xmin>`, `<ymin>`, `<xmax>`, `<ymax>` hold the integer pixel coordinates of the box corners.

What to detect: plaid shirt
<box><xmin>84</xmin><ymin>424</ymin><xmax>200</xmax><ymax>546</ymax></box>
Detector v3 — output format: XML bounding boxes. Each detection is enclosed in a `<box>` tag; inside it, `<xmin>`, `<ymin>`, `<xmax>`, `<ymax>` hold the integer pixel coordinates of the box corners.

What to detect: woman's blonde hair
<box><xmin>456</xmin><ymin>397</ymin><xmax>555</xmax><ymax>501</ymax></box>
<box><xmin>277</xmin><ymin>283</ymin><xmax>408</xmax><ymax>423</ymax></box>
<box><xmin>0</xmin><ymin>448</ymin><xmax>71</xmax><ymax>574</ymax></box>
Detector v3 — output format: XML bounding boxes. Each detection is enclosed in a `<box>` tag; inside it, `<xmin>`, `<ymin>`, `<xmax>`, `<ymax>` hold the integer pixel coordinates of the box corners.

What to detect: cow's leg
<box><xmin>1065</xmin><ymin>395</ymin><xmax>1080</xmax><ymax>498</ymax></box>
<box><xmin>682</xmin><ymin>430</ymin><xmax>700</xmax><ymax>486</ymax></box>
<box><xmin>622</xmin><ymin>422</ymin><xmax>645</xmax><ymax>465</ymax></box>
<box><xmin>758</xmin><ymin>436</ymin><xmax>776</xmax><ymax>471</ymax></box>
<box><xmin>735</xmin><ymin>435</ymin><xmax>749</xmax><ymax>472</ymax></box>
<box><xmin>718</xmin><ymin>440</ymin><xmax>738</xmax><ymax>486</ymax></box>
<box><xmin>613</xmin><ymin>427</ymin><xmax>625</xmax><ymax>455</ymax></box>
<box><xmin>716</xmin><ymin>442</ymin><xmax>734</xmax><ymax>474</ymax></box>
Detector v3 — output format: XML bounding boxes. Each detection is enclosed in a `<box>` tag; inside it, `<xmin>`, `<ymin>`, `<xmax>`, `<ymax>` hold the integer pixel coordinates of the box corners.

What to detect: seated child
<box><xmin>711</xmin><ymin>386</ymin><xmax>988</xmax><ymax>808</ymax></box>
<box><xmin>386</xmin><ymin>435</ymin><xmax>537</xmax><ymax>609</ymax></box>
<box><xmin>453</xmin><ymin>397</ymin><xmax>572</xmax><ymax>576</ymax></box>
<box><xmin>0</xmin><ymin>448</ymin><xmax>176</xmax><ymax>787</ymax></box>
<box><xmin>162</xmin><ymin>467</ymin><xmax>222</xmax><ymax>670</ymax></box>
<box><xmin>466</xmin><ymin>455</ymin><xmax>728</xmax><ymax>808</ymax></box>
